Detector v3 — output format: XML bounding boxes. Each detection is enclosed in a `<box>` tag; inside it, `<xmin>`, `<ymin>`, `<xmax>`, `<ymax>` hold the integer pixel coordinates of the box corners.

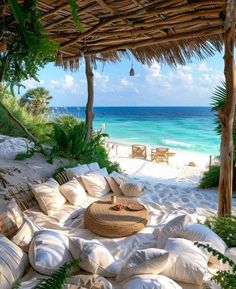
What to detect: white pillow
<box><xmin>0</xmin><ymin>233</ymin><xmax>29</xmax><ymax>289</ymax></box>
<box><xmin>225</xmin><ymin>247</ymin><xmax>236</xmax><ymax>263</ymax></box>
<box><xmin>29</xmin><ymin>230</ymin><xmax>72</xmax><ymax>275</ymax></box>
<box><xmin>178</xmin><ymin>223</ymin><xmax>228</xmax><ymax>265</ymax></box>
<box><xmin>162</xmin><ymin>238</ymin><xmax>208</xmax><ymax>285</ymax></box>
<box><xmin>12</xmin><ymin>217</ymin><xmax>41</xmax><ymax>252</ymax></box>
<box><xmin>120</xmin><ymin>182</ymin><xmax>144</xmax><ymax>197</ymax></box>
<box><xmin>31</xmin><ymin>178</ymin><xmax>66</xmax><ymax>215</ymax></box>
<box><xmin>122</xmin><ymin>274</ymin><xmax>182</xmax><ymax>289</ymax></box>
<box><xmin>156</xmin><ymin>214</ymin><xmax>191</xmax><ymax>249</ymax></box>
<box><xmin>66</xmin><ymin>164</ymin><xmax>90</xmax><ymax>179</ymax></box>
<box><xmin>70</xmin><ymin>238</ymin><xmax>120</xmax><ymax>277</ymax></box>
<box><xmin>110</xmin><ymin>171</ymin><xmax>128</xmax><ymax>185</ymax></box>
<box><xmin>105</xmin><ymin>175</ymin><xmax>123</xmax><ymax>195</ymax></box>
<box><xmin>69</xmin><ymin>274</ymin><xmax>113</xmax><ymax>289</ymax></box>
<box><xmin>59</xmin><ymin>178</ymin><xmax>86</xmax><ymax>206</ymax></box>
<box><xmin>116</xmin><ymin>248</ymin><xmax>169</xmax><ymax>281</ymax></box>
<box><xmin>80</xmin><ymin>172</ymin><xmax>110</xmax><ymax>197</ymax></box>
<box><xmin>87</xmin><ymin>162</ymin><xmax>100</xmax><ymax>172</ymax></box>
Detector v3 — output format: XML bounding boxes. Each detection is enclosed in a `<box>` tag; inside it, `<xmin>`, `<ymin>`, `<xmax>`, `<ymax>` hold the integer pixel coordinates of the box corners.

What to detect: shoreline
<box><xmin>106</xmin><ymin>138</ymin><xmax>216</xmax><ymax>168</ymax></box>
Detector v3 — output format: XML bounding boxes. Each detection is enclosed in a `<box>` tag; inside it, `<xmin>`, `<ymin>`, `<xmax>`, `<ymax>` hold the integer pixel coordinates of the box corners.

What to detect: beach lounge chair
<box><xmin>131</xmin><ymin>144</ymin><xmax>147</xmax><ymax>159</ymax></box>
<box><xmin>151</xmin><ymin>147</ymin><xmax>169</xmax><ymax>164</ymax></box>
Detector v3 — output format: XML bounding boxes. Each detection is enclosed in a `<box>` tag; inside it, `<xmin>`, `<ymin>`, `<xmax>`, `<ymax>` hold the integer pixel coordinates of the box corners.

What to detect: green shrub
<box><xmin>0</xmin><ymin>94</ymin><xmax>52</xmax><ymax>143</ymax></box>
<box><xmin>196</xmin><ymin>243</ymin><xmax>236</xmax><ymax>289</ymax></box>
<box><xmin>199</xmin><ymin>215</ymin><xmax>236</xmax><ymax>247</ymax></box>
<box><xmin>12</xmin><ymin>259</ymin><xmax>81</xmax><ymax>289</ymax></box>
<box><xmin>199</xmin><ymin>165</ymin><xmax>220</xmax><ymax>189</ymax></box>
<box><xmin>49</xmin><ymin>115</ymin><xmax>121</xmax><ymax>173</ymax></box>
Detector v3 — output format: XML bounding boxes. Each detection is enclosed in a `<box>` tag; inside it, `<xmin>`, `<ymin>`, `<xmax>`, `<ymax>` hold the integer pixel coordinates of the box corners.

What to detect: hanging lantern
<box><xmin>0</xmin><ymin>39</ymin><xmax>7</xmax><ymax>53</ymax></box>
<box><xmin>55</xmin><ymin>51</ymin><xmax>63</xmax><ymax>66</ymax></box>
<box><xmin>129</xmin><ymin>65</ymin><xmax>135</xmax><ymax>76</ymax></box>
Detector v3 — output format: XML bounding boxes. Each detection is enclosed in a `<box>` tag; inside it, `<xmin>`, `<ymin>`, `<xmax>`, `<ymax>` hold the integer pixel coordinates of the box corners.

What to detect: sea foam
<box><xmin>162</xmin><ymin>139</ymin><xmax>192</xmax><ymax>148</ymax></box>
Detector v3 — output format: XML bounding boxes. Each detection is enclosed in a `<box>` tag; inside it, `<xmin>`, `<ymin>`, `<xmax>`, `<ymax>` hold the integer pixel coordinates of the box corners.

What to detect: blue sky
<box><xmin>20</xmin><ymin>51</ymin><xmax>226</xmax><ymax>107</ymax></box>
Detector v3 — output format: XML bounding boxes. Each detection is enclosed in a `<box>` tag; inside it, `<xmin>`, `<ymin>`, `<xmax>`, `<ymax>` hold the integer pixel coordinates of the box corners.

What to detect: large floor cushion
<box><xmin>117</xmin><ymin>248</ymin><xmax>169</xmax><ymax>281</ymax></box>
<box><xmin>30</xmin><ymin>178</ymin><xmax>66</xmax><ymax>215</ymax></box>
<box><xmin>0</xmin><ymin>233</ymin><xmax>29</xmax><ymax>289</ymax></box>
<box><xmin>70</xmin><ymin>237</ymin><xmax>120</xmax><ymax>277</ymax></box>
<box><xmin>0</xmin><ymin>198</ymin><xmax>23</xmax><ymax>238</ymax></box>
<box><xmin>121</xmin><ymin>274</ymin><xmax>182</xmax><ymax>289</ymax></box>
<box><xmin>80</xmin><ymin>172</ymin><xmax>110</xmax><ymax>197</ymax></box>
<box><xmin>29</xmin><ymin>230</ymin><xmax>72</xmax><ymax>275</ymax></box>
<box><xmin>155</xmin><ymin>215</ymin><xmax>191</xmax><ymax>249</ymax></box>
<box><xmin>177</xmin><ymin>223</ymin><xmax>228</xmax><ymax>265</ymax></box>
<box><xmin>162</xmin><ymin>238</ymin><xmax>209</xmax><ymax>285</ymax></box>
<box><xmin>59</xmin><ymin>178</ymin><xmax>86</xmax><ymax>206</ymax></box>
<box><xmin>12</xmin><ymin>217</ymin><xmax>41</xmax><ymax>252</ymax></box>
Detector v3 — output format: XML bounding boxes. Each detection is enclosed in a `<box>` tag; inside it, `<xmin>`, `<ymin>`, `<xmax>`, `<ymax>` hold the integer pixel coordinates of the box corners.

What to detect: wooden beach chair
<box><xmin>151</xmin><ymin>147</ymin><xmax>169</xmax><ymax>164</ymax></box>
<box><xmin>131</xmin><ymin>144</ymin><xmax>147</xmax><ymax>159</ymax></box>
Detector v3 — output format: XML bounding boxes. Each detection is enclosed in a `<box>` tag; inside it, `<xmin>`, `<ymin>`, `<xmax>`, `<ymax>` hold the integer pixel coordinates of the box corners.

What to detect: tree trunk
<box><xmin>0</xmin><ymin>57</ymin><xmax>41</xmax><ymax>147</ymax></box>
<box><xmin>85</xmin><ymin>55</ymin><xmax>94</xmax><ymax>140</ymax></box>
<box><xmin>218</xmin><ymin>1</ymin><xmax>236</xmax><ymax>216</ymax></box>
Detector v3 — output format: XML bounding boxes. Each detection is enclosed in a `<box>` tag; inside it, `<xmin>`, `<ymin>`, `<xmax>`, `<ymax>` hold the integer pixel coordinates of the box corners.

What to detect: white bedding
<box><xmin>23</xmin><ymin>183</ymin><xmax>219</xmax><ymax>289</ymax></box>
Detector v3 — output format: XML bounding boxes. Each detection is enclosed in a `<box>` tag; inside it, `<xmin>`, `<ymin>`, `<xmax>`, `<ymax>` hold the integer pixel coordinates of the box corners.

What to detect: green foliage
<box><xmin>199</xmin><ymin>165</ymin><xmax>220</xmax><ymax>189</ymax></box>
<box><xmin>195</xmin><ymin>243</ymin><xmax>236</xmax><ymax>289</ymax></box>
<box><xmin>198</xmin><ymin>215</ymin><xmax>236</xmax><ymax>247</ymax></box>
<box><xmin>12</xmin><ymin>259</ymin><xmax>81</xmax><ymax>289</ymax></box>
<box><xmin>2</xmin><ymin>0</ymin><xmax>58</xmax><ymax>89</ymax></box>
<box><xmin>49</xmin><ymin>115</ymin><xmax>120</xmax><ymax>173</ymax></box>
<box><xmin>67</xmin><ymin>0</ymin><xmax>83</xmax><ymax>32</ymax></box>
<box><xmin>20</xmin><ymin>87</ymin><xmax>52</xmax><ymax>115</ymax></box>
<box><xmin>0</xmin><ymin>92</ymin><xmax>52</xmax><ymax>143</ymax></box>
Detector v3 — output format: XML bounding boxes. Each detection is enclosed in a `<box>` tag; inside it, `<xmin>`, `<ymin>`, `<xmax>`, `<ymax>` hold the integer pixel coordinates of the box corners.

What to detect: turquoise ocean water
<box><xmin>51</xmin><ymin>107</ymin><xmax>220</xmax><ymax>155</ymax></box>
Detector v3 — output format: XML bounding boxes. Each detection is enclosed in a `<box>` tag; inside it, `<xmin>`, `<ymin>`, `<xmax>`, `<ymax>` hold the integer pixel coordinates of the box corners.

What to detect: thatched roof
<box><xmin>1</xmin><ymin>0</ymin><xmax>232</xmax><ymax>67</ymax></box>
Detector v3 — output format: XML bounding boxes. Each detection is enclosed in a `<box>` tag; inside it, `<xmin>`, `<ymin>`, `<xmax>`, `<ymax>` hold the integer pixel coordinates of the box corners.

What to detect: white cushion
<box><xmin>105</xmin><ymin>175</ymin><xmax>123</xmax><ymax>195</ymax></box>
<box><xmin>29</xmin><ymin>230</ymin><xmax>72</xmax><ymax>275</ymax></box>
<box><xmin>156</xmin><ymin>214</ymin><xmax>191</xmax><ymax>249</ymax></box>
<box><xmin>94</xmin><ymin>167</ymin><xmax>109</xmax><ymax>176</ymax></box>
<box><xmin>80</xmin><ymin>172</ymin><xmax>110</xmax><ymax>197</ymax></box>
<box><xmin>110</xmin><ymin>171</ymin><xmax>128</xmax><ymax>185</ymax></box>
<box><xmin>70</xmin><ymin>238</ymin><xmax>120</xmax><ymax>277</ymax></box>
<box><xmin>120</xmin><ymin>182</ymin><xmax>144</xmax><ymax>197</ymax></box>
<box><xmin>59</xmin><ymin>178</ymin><xmax>86</xmax><ymax>206</ymax></box>
<box><xmin>116</xmin><ymin>248</ymin><xmax>169</xmax><ymax>281</ymax></box>
<box><xmin>87</xmin><ymin>162</ymin><xmax>100</xmax><ymax>172</ymax></box>
<box><xmin>0</xmin><ymin>233</ymin><xmax>29</xmax><ymax>289</ymax></box>
<box><xmin>31</xmin><ymin>178</ymin><xmax>66</xmax><ymax>215</ymax></box>
<box><xmin>162</xmin><ymin>238</ymin><xmax>208</xmax><ymax>285</ymax></box>
<box><xmin>12</xmin><ymin>217</ymin><xmax>41</xmax><ymax>252</ymax></box>
<box><xmin>122</xmin><ymin>274</ymin><xmax>182</xmax><ymax>289</ymax></box>
<box><xmin>225</xmin><ymin>247</ymin><xmax>236</xmax><ymax>263</ymax></box>
<box><xmin>178</xmin><ymin>223</ymin><xmax>228</xmax><ymax>265</ymax></box>
<box><xmin>66</xmin><ymin>165</ymin><xmax>90</xmax><ymax>179</ymax></box>
<box><xmin>0</xmin><ymin>198</ymin><xmax>23</xmax><ymax>238</ymax></box>
<box><xmin>69</xmin><ymin>274</ymin><xmax>113</xmax><ymax>289</ymax></box>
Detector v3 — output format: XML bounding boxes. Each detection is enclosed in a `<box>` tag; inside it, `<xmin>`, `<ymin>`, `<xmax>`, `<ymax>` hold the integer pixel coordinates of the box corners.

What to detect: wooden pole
<box><xmin>85</xmin><ymin>55</ymin><xmax>94</xmax><ymax>140</ymax></box>
<box><xmin>218</xmin><ymin>0</ymin><xmax>236</xmax><ymax>216</ymax></box>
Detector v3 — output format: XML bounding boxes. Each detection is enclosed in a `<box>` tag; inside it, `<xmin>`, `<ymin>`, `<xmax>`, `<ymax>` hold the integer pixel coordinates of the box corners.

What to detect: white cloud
<box><xmin>62</xmin><ymin>74</ymin><xmax>74</xmax><ymax>89</ymax></box>
<box><xmin>50</xmin><ymin>80</ymin><xmax>59</xmax><ymax>88</ymax></box>
<box><xmin>121</xmin><ymin>78</ymin><xmax>129</xmax><ymax>86</ymax></box>
<box><xmin>22</xmin><ymin>78</ymin><xmax>44</xmax><ymax>89</ymax></box>
<box><xmin>198</xmin><ymin>62</ymin><xmax>212</xmax><ymax>72</ymax></box>
<box><xmin>94</xmin><ymin>71</ymin><xmax>110</xmax><ymax>92</ymax></box>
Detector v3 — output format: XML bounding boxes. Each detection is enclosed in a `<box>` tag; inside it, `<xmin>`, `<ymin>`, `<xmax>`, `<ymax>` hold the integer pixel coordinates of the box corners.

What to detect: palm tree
<box><xmin>20</xmin><ymin>87</ymin><xmax>52</xmax><ymax>115</ymax></box>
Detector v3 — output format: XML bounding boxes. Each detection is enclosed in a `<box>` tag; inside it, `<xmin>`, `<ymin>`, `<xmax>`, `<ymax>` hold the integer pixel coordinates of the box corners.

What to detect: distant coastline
<box><xmin>51</xmin><ymin>106</ymin><xmax>220</xmax><ymax>156</ymax></box>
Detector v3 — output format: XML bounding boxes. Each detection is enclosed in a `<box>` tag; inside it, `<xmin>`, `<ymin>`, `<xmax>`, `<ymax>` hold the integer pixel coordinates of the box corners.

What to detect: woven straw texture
<box><xmin>84</xmin><ymin>199</ymin><xmax>149</xmax><ymax>238</ymax></box>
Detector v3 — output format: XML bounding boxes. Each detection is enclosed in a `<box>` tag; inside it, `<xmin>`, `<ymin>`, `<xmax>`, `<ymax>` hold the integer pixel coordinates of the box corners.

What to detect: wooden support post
<box><xmin>85</xmin><ymin>55</ymin><xmax>94</xmax><ymax>140</ymax></box>
<box><xmin>218</xmin><ymin>0</ymin><xmax>236</xmax><ymax>216</ymax></box>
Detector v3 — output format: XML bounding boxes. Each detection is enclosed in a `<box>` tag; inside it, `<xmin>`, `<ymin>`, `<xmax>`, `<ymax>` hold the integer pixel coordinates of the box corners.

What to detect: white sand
<box><xmin>107</xmin><ymin>139</ymin><xmax>236</xmax><ymax>216</ymax></box>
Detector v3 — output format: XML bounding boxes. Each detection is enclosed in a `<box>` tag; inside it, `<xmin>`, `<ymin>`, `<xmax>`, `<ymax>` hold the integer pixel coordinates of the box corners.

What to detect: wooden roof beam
<box><xmin>60</xmin><ymin>1</ymin><xmax>223</xmax><ymax>49</ymax></box>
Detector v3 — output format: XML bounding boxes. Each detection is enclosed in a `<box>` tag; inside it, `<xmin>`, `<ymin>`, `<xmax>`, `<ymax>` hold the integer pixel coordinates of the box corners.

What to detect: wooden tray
<box><xmin>127</xmin><ymin>203</ymin><xmax>145</xmax><ymax>211</ymax></box>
